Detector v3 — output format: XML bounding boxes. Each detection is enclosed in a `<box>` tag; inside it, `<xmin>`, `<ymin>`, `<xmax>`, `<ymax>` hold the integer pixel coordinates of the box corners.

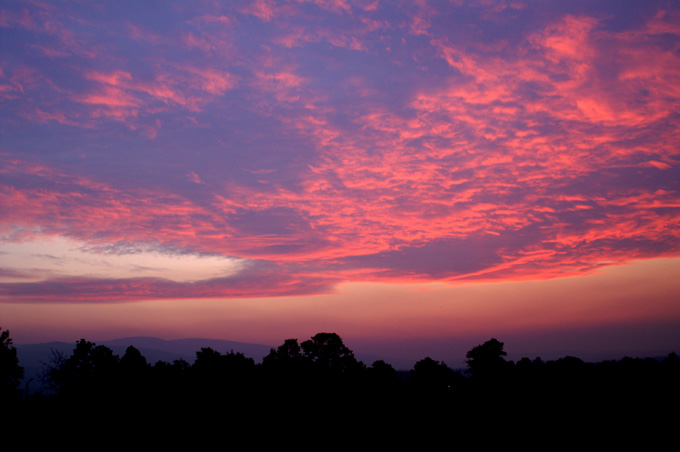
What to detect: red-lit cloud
<box><xmin>1</xmin><ymin>1</ymin><xmax>679</xmax><ymax>302</ymax></box>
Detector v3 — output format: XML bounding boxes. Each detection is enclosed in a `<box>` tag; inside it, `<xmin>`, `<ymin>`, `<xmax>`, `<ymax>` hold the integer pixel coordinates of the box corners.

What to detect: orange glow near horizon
<box><xmin>3</xmin><ymin>258</ymin><xmax>679</xmax><ymax>366</ymax></box>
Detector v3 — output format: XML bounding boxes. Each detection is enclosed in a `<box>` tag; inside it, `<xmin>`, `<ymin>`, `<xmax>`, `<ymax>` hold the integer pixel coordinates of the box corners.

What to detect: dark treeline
<box><xmin>2</xmin><ymin>329</ymin><xmax>678</xmax><ymax>446</ymax></box>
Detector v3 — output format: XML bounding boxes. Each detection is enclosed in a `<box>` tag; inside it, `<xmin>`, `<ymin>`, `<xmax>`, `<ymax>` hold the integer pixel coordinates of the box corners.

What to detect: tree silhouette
<box><xmin>465</xmin><ymin>338</ymin><xmax>508</xmax><ymax>378</ymax></box>
<box><xmin>10</xmin><ymin>331</ymin><xmax>677</xmax><ymax>447</ymax></box>
<box><xmin>364</xmin><ymin>360</ymin><xmax>400</xmax><ymax>400</ymax></box>
<box><xmin>368</xmin><ymin>360</ymin><xmax>399</xmax><ymax>384</ymax></box>
<box><xmin>263</xmin><ymin>338</ymin><xmax>304</xmax><ymax>368</ymax></box>
<box><xmin>410</xmin><ymin>357</ymin><xmax>458</xmax><ymax>394</ymax></box>
<box><xmin>120</xmin><ymin>345</ymin><xmax>148</xmax><ymax>371</ymax></box>
<box><xmin>119</xmin><ymin>345</ymin><xmax>150</xmax><ymax>400</ymax></box>
<box><xmin>0</xmin><ymin>328</ymin><xmax>24</xmax><ymax>401</ymax></box>
<box><xmin>192</xmin><ymin>347</ymin><xmax>255</xmax><ymax>402</ymax></box>
<box><xmin>43</xmin><ymin>339</ymin><xmax>119</xmax><ymax>399</ymax></box>
<box><xmin>151</xmin><ymin>357</ymin><xmax>191</xmax><ymax>405</ymax></box>
<box><xmin>301</xmin><ymin>332</ymin><xmax>361</xmax><ymax>374</ymax></box>
<box><xmin>193</xmin><ymin>347</ymin><xmax>225</xmax><ymax>374</ymax></box>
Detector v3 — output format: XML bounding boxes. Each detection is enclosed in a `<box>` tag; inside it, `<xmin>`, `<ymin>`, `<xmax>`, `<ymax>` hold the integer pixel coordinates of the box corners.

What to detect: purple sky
<box><xmin>1</xmin><ymin>1</ymin><xmax>679</xmax><ymax>365</ymax></box>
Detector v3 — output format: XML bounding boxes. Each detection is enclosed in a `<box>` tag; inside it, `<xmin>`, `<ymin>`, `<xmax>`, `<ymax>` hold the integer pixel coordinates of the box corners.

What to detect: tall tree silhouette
<box><xmin>0</xmin><ymin>328</ymin><xmax>24</xmax><ymax>401</ymax></box>
<box><xmin>119</xmin><ymin>345</ymin><xmax>150</xmax><ymax>400</ymax></box>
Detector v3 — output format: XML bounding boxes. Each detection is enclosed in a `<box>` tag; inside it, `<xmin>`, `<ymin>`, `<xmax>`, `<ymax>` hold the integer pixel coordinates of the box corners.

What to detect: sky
<box><xmin>1</xmin><ymin>0</ymin><xmax>679</xmax><ymax>367</ymax></box>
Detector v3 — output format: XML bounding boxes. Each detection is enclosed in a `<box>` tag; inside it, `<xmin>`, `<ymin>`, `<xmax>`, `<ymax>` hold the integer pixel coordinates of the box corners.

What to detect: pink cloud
<box><xmin>80</xmin><ymin>85</ymin><xmax>142</xmax><ymax>108</ymax></box>
<box><xmin>0</xmin><ymin>6</ymin><xmax>38</xmax><ymax>30</ymax></box>
<box><xmin>184</xmin><ymin>68</ymin><xmax>238</xmax><ymax>95</ymax></box>
<box><xmin>191</xmin><ymin>15</ymin><xmax>232</xmax><ymax>25</ymax></box>
<box><xmin>1</xmin><ymin>2</ymin><xmax>679</xmax><ymax>302</ymax></box>
<box><xmin>240</xmin><ymin>0</ymin><xmax>278</xmax><ymax>22</ymax></box>
<box><xmin>21</xmin><ymin>108</ymin><xmax>85</xmax><ymax>127</ymax></box>
<box><xmin>0</xmin><ymin>268</ymin><xmax>335</xmax><ymax>302</ymax></box>
<box><xmin>65</xmin><ymin>67</ymin><xmax>238</xmax><ymax>131</ymax></box>
<box><xmin>183</xmin><ymin>31</ymin><xmax>214</xmax><ymax>53</ymax></box>
<box><xmin>297</xmin><ymin>0</ymin><xmax>353</xmax><ymax>15</ymax></box>
<box><xmin>274</xmin><ymin>24</ymin><xmax>368</xmax><ymax>51</ymax></box>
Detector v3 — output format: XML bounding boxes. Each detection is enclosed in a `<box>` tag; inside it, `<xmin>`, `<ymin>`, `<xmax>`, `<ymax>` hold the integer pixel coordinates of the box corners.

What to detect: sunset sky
<box><xmin>1</xmin><ymin>0</ymin><xmax>679</xmax><ymax>367</ymax></box>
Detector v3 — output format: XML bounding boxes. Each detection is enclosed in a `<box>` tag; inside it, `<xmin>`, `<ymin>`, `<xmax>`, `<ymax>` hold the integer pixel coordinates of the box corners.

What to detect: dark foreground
<box><xmin>3</xmin><ymin>331</ymin><xmax>678</xmax><ymax>447</ymax></box>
